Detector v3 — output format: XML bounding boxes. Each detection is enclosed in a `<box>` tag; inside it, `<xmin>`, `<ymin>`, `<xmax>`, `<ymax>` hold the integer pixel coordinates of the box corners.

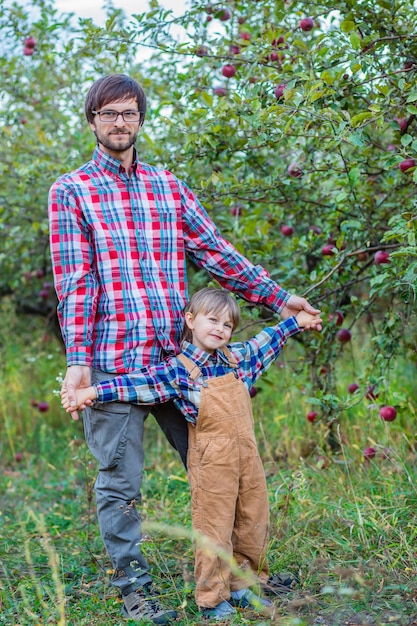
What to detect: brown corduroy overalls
<box><xmin>178</xmin><ymin>348</ymin><xmax>270</xmax><ymax>609</ymax></box>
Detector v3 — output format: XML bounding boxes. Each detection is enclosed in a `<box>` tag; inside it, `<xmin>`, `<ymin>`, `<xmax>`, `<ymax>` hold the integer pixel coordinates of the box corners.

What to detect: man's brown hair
<box><xmin>85</xmin><ymin>74</ymin><xmax>147</xmax><ymax>125</ymax></box>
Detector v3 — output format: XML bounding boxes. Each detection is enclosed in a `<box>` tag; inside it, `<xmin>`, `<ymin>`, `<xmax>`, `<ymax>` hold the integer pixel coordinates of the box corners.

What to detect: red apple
<box><xmin>307</xmin><ymin>411</ymin><xmax>318</xmax><ymax>423</ymax></box>
<box><xmin>230</xmin><ymin>44</ymin><xmax>240</xmax><ymax>55</ymax></box>
<box><xmin>230</xmin><ymin>204</ymin><xmax>242</xmax><ymax>217</ymax></box>
<box><xmin>222</xmin><ymin>64</ymin><xmax>236</xmax><ymax>78</ymax></box>
<box><xmin>399</xmin><ymin>158</ymin><xmax>416</xmax><ymax>173</ymax></box>
<box><xmin>213</xmin><ymin>87</ymin><xmax>228</xmax><ymax>96</ymax></box>
<box><xmin>300</xmin><ymin>17</ymin><xmax>314</xmax><ymax>31</ymax></box>
<box><xmin>379</xmin><ymin>405</ymin><xmax>397</xmax><ymax>422</ymax></box>
<box><xmin>37</xmin><ymin>401</ymin><xmax>49</xmax><ymax>412</ymax></box>
<box><xmin>280</xmin><ymin>224</ymin><xmax>294</xmax><ymax>237</ymax></box>
<box><xmin>219</xmin><ymin>8</ymin><xmax>231</xmax><ymax>20</ymax></box>
<box><xmin>317</xmin><ymin>455</ymin><xmax>329</xmax><ymax>469</ymax></box>
<box><xmin>356</xmin><ymin>250</ymin><xmax>368</xmax><ymax>262</ymax></box>
<box><xmin>394</xmin><ymin>116</ymin><xmax>408</xmax><ymax>132</ymax></box>
<box><xmin>321</xmin><ymin>244</ymin><xmax>335</xmax><ymax>256</ymax></box>
<box><xmin>206</xmin><ymin>15</ymin><xmax>213</xmax><ymax>22</ymax></box>
<box><xmin>196</xmin><ymin>45</ymin><xmax>209</xmax><ymax>56</ymax></box>
<box><xmin>238</xmin><ymin>15</ymin><xmax>246</xmax><ymax>25</ymax></box>
<box><xmin>270</xmin><ymin>51</ymin><xmax>279</xmax><ymax>62</ymax></box>
<box><xmin>374</xmin><ymin>250</ymin><xmax>390</xmax><ymax>265</ymax></box>
<box><xmin>365</xmin><ymin>385</ymin><xmax>379</xmax><ymax>401</ymax></box>
<box><xmin>348</xmin><ymin>382</ymin><xmax>359</xmax><ymax>394</ymax></box>
<box><xmin>239</xmin><ymin>32</ymin><xmax>250</xmax><ymax>40</ymax></box>
<box><xmin>274</xmin><ymin>83</ymin><xmax>286</xmax><ymax>99</ymax></box>
<box><xmin>249</xmin><ymin>386</ymin><xmax>258</xmax><ymax>398</ymax></box>
<box><xmin>14</xmin><ymin>452</ymin><xmax>24</xmax><ymax>462</ymax></box>
<box><xmin>336</xmin><ymin>328</ymin><xmax>351</xmax><ymax>343</ymax></box>
<box><xmin>288</xmin><ymin>162</ymin><xmax>303</xmax><ymax>178</ymax></box>
<box><xmin>329</xmin><ymin>310</ymin><xmax>344</xmax><ymax>326</ymax></box>
<box><xmin>363</xmin><ymin>446</ymin><xmax>376</xmax><ymax>460</ymax></box>
<box><xmin>24</xmin><ymin>36</ymin><xmax>36</xmax><ymax>48</ymax></box>
<box><xmin>23</xmin><ymin>46</ymin><xmax>34</xmax><ymax>56</ymax></box>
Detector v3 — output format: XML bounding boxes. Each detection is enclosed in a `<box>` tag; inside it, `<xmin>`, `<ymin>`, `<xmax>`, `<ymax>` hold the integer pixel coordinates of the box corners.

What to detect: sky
<box><xmin>54</xmin><ymin>0</ymin><xmax>187</xmax><ymax>24</ymax></box>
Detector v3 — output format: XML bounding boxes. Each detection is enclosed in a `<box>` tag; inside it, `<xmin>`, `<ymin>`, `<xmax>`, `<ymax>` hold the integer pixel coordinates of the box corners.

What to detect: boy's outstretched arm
<box><xmin>296</xmin><ymin>310</ymin><xmax>323</xmax><ymax>330</ymax></box>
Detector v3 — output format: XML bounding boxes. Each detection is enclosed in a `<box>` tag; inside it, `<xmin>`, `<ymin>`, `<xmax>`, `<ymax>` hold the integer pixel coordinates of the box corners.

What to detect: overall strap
<box><xmin>220</xmin><ymin>346</ymin><xmax>239</xmax><ymax>369</ymax></box>
<box><xmin>177</xmin><ymin>353</ymin><xmax>202</xmax><ymax>381</ymax></box>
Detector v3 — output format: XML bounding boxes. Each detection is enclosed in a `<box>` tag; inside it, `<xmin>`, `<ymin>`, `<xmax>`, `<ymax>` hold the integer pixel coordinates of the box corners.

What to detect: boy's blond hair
<box><xmin>181</xmin><ymin>288</ymin><xmax>241</xmax><ymax>344</ymax></box>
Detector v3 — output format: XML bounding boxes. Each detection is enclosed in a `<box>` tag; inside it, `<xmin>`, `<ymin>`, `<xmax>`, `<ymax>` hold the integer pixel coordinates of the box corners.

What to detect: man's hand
<box><xmin>61</xmin><ymin>365</ymin><xmax>91</xmax><ymax>421</ymax></box>
<box><xmin>281</xmin><ymin>295</ymin><xmax>322</xmax><ymax>331</ymax></box>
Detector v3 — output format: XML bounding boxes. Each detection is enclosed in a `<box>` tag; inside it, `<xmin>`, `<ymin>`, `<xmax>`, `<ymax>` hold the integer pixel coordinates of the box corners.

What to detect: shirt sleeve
<box><xmin>93</xmin><ymin>361</ymin><xmax>180</xmax><ymax>404</ymax></box>
<box><xmin>230</xmin><ymin>316</ymin><xmax>301</xmax><ymax>386</ymax></box>
<box><xmin>48</xmin><ymin>181</ymin><xmax>99</xmax><ymax>366</ymax></box>
<box><xmin>178</xmin><ymin>179</ymin><xmax>290</xmax><ymax>313</ymax></box>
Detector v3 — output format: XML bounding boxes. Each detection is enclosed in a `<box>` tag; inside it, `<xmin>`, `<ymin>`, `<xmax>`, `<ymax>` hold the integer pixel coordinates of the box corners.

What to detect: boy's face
<box><xmin>185</xmin><ymin>308</ymin><xmax>233</xmax><ymax>354</ymax></box>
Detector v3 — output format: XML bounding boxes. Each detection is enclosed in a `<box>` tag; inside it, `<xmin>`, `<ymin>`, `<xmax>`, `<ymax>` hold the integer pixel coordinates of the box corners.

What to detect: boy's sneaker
<box><xmin>201</xmin><ymin>600</ymin><xmax>237</xmax><ymax>621</ymax></box>
<box><xmin>230</xmin><ymin>588</ymin><xmax>273</xmax><ymax>614</ymax></box>
<box><xmin>260</xmin><ymin>572</ymin><xmax>299</xmax><ymax>596</ymax></box>
<box><xmin>121</xmin><ymin>583</ymin><xmax>178</xmax><ymax>624</ymax></box>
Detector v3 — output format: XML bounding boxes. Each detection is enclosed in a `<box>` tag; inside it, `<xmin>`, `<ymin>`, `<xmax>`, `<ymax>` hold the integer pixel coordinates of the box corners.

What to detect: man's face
<box><xmin>89</xmin><ymin>98</ymin><xmax>141</xmax><ymax>157</ymax></box>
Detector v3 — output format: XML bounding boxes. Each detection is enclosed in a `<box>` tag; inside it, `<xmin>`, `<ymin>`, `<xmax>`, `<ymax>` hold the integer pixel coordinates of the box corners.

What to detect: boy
<box><xmin>62</xmin><ymin>288</ymin><xmax>321</xmax><ymax>620</ymax></box>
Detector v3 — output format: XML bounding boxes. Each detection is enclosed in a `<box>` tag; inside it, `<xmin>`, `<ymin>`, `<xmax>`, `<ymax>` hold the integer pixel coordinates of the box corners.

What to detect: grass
<box><xmin>1</xmin><ymin>301</ymin><xmax>417</xmax><ymax>625</ymax></box>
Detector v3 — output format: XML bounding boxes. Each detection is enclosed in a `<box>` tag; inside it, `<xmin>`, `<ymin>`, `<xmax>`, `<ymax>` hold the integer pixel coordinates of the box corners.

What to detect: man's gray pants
<box><xmin>82</xmin><ymin>369</ymin><xmax>188</xmax><ymax>595</ymax></box>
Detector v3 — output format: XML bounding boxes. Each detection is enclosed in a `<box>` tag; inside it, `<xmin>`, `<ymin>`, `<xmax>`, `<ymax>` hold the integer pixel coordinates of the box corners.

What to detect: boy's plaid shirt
<box><xmin>49</xmin><ymin>146</ymin><xmax>290</xmax><ymax>373</ymax></box>
<box><xmin>94</xmin><ymin>317</ymin><xmax>300</xmax><ymax>423</ymax></box>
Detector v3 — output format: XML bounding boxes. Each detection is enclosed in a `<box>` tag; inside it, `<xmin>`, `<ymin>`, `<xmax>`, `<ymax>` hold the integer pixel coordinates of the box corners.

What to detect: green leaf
<box><xmin>350</xmin><ymin>32</ymin><xmax>362</xmax><ymax>49</ymax></box>
<box><xmin>406</xmin><ymin>92</ymin><xmax>417</xmax><ymax>103</ymax></box>
<box><xmin>340</xmin><ymin>20</ymin><xmax>356</xmax><ymax>33</ymax></box>
<box><xmin>350</xmin><ymin>112</ymin><xmax>374</xmax><ymax>127</ymax></box>
<box><xmin>401</xmin><ymin>134</ymin><xmax>413</xmax><ymax>147</ymax></box>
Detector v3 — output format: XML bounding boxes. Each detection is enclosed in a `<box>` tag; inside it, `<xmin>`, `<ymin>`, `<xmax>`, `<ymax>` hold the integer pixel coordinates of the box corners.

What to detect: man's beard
<box><xmin>94</xmin><ymin>128</ymin><xmax>138</xmax><ymax>153</ymax></box>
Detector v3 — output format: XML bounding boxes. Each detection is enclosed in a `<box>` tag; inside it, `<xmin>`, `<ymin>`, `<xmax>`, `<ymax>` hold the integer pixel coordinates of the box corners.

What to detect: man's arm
<box><xmin>49</xmin><ymin>181</ymin><xmax>99</xmax><ymax>415</ymax></box>
<box><xmin>48</xmin><ymin>181</ymin><xmax>99</xmax><ymax>365</ymax></box>
<box><xmin>178</xmin><ymin>179</ymin><xmax>320</xmax><ymax>322</ymax></box>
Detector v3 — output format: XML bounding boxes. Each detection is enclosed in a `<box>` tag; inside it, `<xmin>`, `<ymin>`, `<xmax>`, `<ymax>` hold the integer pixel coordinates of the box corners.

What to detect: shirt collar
<box><xmin>92</xmin><ymin>145</ymin><xmax>139</xmax><ymax>176</ymax></box>
<box><xmin>181</xmin><ymin>341</ymin><xmax>231</xmax><ymax>367</ymax></box>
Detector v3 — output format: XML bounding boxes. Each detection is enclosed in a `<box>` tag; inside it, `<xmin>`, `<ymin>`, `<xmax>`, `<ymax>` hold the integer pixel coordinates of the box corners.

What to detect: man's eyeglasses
<box><xmin>92</xmin><ymin>110</ymin><xmax>141</xmax><ymax>123</ymax></box>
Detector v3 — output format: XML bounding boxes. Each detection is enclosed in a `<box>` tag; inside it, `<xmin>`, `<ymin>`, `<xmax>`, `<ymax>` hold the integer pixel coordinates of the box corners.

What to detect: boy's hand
<box><xmin>281</xmin><ymin>295</ymin><xmax>322</xmax><ymax>331</ymax></box>
<box><xmin>296</xmin><ymin>311</ymin><xmax>323</xmax><ymax>330</ymax></box>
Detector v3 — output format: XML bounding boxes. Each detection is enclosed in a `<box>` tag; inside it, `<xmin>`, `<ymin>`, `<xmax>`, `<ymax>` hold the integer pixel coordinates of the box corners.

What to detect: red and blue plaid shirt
<box><xmin>93</xmin><ymin>317</ymin><xmax>300</xmax><ymax>423</ymax></box>
<box><xmin>49</xmin><ymin>146</ymin><xmax>290</xmax><ymax>373</ymax></box>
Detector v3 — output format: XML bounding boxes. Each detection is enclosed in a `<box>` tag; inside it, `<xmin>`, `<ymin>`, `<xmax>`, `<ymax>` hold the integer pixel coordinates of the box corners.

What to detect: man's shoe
<box><xmin>230</xmin><ymin>588</ymin><xmax>272</xmax><ymax>614</ymax></box>
<box><xmin>201</xmin><ymin>600</ymin><xmax>237</xmax><ymax>621</ymax></box>
<box><xmin>122</xmin><ymin>583</ymin><xmax>177</xmax><ymax>624</ymax></box>
<box><xmin>260</xmin><ymin>572</ymin><xmax>299</xmax><ymax>597</ymax></box>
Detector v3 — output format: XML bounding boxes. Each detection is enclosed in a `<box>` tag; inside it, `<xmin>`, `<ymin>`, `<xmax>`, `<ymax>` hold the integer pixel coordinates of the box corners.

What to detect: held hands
<box><xmin>281</xmin><ymin>295</ymin><xmax>323</xmax><ymax>331</ymax></box>
<box><xmin>296</xmin><ymin>310</ymin><xmax>323</xmax><ymax>330</ymax></box>
<box><xmin>60</xmin><ymin>365</ymin><xmax>92</xmax><ymax>421</ymax></box>
<box><xmin>61</xmin><ymin>385</ymin><xmax>97</xmax><ymax>415</ymax></box>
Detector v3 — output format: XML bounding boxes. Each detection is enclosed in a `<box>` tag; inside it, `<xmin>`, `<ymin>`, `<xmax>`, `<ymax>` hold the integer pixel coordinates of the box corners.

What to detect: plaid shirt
<box><xmin>49</xmin><ymin>146</ymin><xmax>290</xmax><ymax>372</ymax></box>
<box><xmin>94</xmin><ymin>317</ymin><xmax>300</xmax><ymax>423</ymax></box>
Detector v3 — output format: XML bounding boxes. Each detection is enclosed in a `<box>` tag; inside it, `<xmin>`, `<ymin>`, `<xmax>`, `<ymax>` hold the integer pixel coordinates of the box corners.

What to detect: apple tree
<box><xmin>0</xmin><ymin>0</ymin><xmax>416</xmax><ymax>444</ymax></box>
<box><xmin>99</xmin><ymin>0</ymin><xmax>417</xmax><ymax>438</ymax></box>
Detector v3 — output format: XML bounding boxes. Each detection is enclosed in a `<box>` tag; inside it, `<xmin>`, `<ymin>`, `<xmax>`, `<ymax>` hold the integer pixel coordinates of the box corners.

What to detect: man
<box><xmin>48</xmin><ymin>74</ymin><xmax>321</xmax><ymax>624</ymax></box>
